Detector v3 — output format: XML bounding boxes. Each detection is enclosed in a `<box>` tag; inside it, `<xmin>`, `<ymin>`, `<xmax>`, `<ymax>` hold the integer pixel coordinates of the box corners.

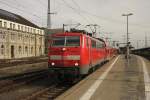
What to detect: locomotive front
<box><xmin>48</xmin><ymin>33</ymin><xmax>82</xmax><ymax>77</ymax></box>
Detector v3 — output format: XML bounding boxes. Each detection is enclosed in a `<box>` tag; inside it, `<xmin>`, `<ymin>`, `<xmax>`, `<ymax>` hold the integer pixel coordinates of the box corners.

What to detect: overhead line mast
<box><xmin>47</xmin><ymin>0</ymin><xmax>51</xmax><ymax>29</ymax></box>
<box><xmin>145</xmin><ymin>33</ymin><xmax>148</xmax><ymax>48</ymax></box>
<box><xmin>47</xmin><ymin>0</ymin><xmax>56</xmax><ymax>29</ymax></box>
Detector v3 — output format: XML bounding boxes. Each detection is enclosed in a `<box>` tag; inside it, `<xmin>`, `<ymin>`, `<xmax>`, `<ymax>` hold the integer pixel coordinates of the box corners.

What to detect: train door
<box><xmin>11</xmin><ymin>45</ymin><xmax>14</xmax><ymax>58</ymax></box>
<box><xmin>103</xmin><ymin>42</ymin><xmax>107</xmax><ymax>61</ymax></box>
<box><xmin>87</xmin><ymin>38</ymin><xmax>92</xmax><ymax>67</ymax></box>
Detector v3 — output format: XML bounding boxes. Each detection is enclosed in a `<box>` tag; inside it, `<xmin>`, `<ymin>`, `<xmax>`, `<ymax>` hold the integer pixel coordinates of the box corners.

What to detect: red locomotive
<box><xmin>48</xmin><ymin>31</ymin><xmax>116</xmax><ymax>79</ymax></box>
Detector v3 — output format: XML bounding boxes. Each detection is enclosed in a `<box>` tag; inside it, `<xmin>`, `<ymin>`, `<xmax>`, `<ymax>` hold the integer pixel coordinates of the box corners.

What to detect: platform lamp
<box><xmin>122</xmin><ymin>13</ymin><xmax>133</xmax><ymax>59</ymax></box>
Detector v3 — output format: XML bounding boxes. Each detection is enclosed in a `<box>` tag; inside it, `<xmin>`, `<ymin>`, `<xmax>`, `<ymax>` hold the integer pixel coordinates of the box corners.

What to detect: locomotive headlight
<box><xmin>75</xmin><ymin>63</ymin><xmax>79</xmax><ymax>66</ymax></box>
<box><xmin>51</xmin><ymin>62</ymin><xmax>55</xmax><ymax>66</ymax></box>
<box><xmin>62</xmin><ymin>48</ymin><xmax>66</xmax><ymax>51</ymax></box>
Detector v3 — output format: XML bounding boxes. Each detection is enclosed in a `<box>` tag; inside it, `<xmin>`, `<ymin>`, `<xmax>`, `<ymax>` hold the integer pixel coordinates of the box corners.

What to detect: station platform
<box><xmin>56</xmin><ymin>55</ymin><xmax>150</xmax><ymax>100</ymax></box>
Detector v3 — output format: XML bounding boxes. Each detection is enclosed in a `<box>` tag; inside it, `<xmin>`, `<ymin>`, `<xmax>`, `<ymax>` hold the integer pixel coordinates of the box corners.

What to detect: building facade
<box><xmin>0</xmin><ymin>9</ymin><xmax>45</xmax><ymax>59</ymax></box>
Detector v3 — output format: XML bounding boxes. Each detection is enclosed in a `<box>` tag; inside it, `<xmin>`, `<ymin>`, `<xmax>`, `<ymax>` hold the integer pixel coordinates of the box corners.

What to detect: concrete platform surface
<box><xmin>56</xmin><ymin>55</ymin><xmax>150</xmax><ymax>100</ymax></box>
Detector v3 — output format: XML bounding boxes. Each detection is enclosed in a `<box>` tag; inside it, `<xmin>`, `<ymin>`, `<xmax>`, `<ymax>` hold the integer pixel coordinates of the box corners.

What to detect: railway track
<box><xmin>0</xmin><ymin>69</ymin><xmax>47</xmax><ymax>80</ymax></box>
<box><xmin>21</xmin><ymin>83</ymin><xmax>71</xmax><ymax>100</ymax></box>
<box><xmin>0</xmin><ymin>70</ymin><xmax>81</xmax><ymax>100</ymax></box>
<box><xmin>0</xmin><ymin>69</ymin><xmax>48</xmax><ymax>93</ymax></box>
<box><xmin>20</xmin><ymin>74</ymin><xmax>83</xmax><ymax>100</ymax></box>
<box><xmin>0</xmin><ymin>69</ymin><xmax>84</xmax><ymax>100</ymax></box>
<box><xmin>0</xmin><ymin>57</ymin><xmax>48</xmax><ymax>68</ymax></box>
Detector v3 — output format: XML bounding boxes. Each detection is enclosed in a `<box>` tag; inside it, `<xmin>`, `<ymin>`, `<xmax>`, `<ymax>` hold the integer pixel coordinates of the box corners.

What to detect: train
<box><xmin>48</xmin><ymin>31</ymin><xmax>117</xmax><ymax>80</ymax></box>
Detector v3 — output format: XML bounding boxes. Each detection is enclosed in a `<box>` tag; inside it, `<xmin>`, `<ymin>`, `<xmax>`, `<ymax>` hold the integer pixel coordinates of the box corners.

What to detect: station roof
<box><xmin>0</xmin><ymin>9</ymin><xmax>40</xmax><ymax>28</ymax></box>
<box><xmin>132</xmin><ymin>47</ymin><xmax>150</xmax><ymax>51</ymax></box>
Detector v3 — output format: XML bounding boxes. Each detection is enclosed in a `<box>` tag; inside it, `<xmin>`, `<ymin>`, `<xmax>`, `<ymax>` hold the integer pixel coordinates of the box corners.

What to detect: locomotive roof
<box><xmin>52</xmin><ymin>32</ymin><xmax>105</xmax><ymax>42</ymax></box>
<box><xmin>51</xmin><ymin>32</ymin><xmax>83</xmax><ymax>36</ymax></box>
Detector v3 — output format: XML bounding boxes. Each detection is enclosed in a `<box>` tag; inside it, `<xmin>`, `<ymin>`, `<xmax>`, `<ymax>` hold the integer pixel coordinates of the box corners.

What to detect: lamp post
<box><xmin>122</xmin><ymin>13</ymin><xmax>133</xmax><ymax>59</ymax></box>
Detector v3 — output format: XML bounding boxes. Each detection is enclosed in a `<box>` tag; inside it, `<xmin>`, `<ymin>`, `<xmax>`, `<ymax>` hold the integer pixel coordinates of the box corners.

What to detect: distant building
<box><xmin>0</xmin><ymin>9</ymin><xmax>45</xmax><ymax>59</ymax></box>
<box><xmin>43</xmin><ymin>28</ymin><xmax>63</xmax><ymax>54</ymax></box>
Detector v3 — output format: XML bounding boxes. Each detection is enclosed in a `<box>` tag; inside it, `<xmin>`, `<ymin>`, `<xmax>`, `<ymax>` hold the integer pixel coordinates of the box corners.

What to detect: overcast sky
<box><xmin>0</xmin><ymin>0</ymin><xmax>150</xmax><ymax>48</ymax></box>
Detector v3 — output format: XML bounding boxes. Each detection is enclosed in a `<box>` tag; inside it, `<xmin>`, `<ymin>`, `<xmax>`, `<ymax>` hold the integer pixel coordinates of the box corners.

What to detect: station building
<box><xmin>0</xmin><ymin>9</ymin><xmax>45</xmax><ymax>59</ymax></box>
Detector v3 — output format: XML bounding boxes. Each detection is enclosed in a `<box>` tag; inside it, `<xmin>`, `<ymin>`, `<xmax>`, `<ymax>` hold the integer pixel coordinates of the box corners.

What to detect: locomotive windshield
<box><xmin>52</xmin><ymin>36</ymin><xmax>80</xmax><ymax>47</ymax></box>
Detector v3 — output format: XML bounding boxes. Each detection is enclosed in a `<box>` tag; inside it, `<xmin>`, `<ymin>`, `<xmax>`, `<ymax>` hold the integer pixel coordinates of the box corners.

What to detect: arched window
<box><xmin>0</xmin><ymin>21</ymin><xmax>2</xmax><ymax>27</ymax></box>
<box><xmin>25</xmin><ymin>46</ymin><xmax>28</xmax><ymax>54</ymax></box>
<box><xmin>1</xmin><ymin>45</ymin><xmax>4</xmax><ymax>55</ymax></box>
<box><xmin>13</xmin><ymin>24</ymin><xmax>15</xmax><ymax>29</ymax></box>
<box><xmin>10</xmin><ymin>23</ymin><xmax>13</xmax><ymax>29</ymax></box>
<box><xmin>39</xmin><ymin>37</ymin><xmax>42</xmax><ymax>44</ymax></box>
<box><xmin>31</xmin><ymin>47</ymin><xmax>33</xmax><ymax>54</ymax></box>
<box><xmin>25</xmin><ymin>27</ymin><xmax>27</xmax><ymax>32</ymax></box>
<box><xmin>21</xmin><ymin>26</ymin><xmax>24</xmax><ymax>31</ymax></box>
<box><xmin>39</xmin><ymin>46</ymin><xmax>42</xmax><ymax>55</ymax></box>
<box><xmin>18</xmin><ymin>46</ymin><xmax>21</xmax><ymax>54</ymax></box>
<box><xmin>18</xmin><ymin>25</ymin><xmax>20</xmax><ymax>30</ymax></box>
<box><xmin>4</xmin><ymin>22</ymin><xmax>7</xmax><ymax>28</ymax></box>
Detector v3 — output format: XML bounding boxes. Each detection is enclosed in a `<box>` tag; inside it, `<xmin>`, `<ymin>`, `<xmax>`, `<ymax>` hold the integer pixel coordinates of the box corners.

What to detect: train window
<box><xmin>96</xmin><ymin>41</ymin><xmax>102</xmax><ymax>48</ymax></box>
<box><xmin>91</xmin><ymin>40</ymin><xmax>96</xmax><ymax>48</ymax></box>
<box><xmin>52</xmin><ymin>37</ymin><xmax>65</xmax><ymax>47</ymax></box>
<box><xmin>66</xmin><ymin>36</ymin><xmax>80</xmax><ymax>46</ymax></box>
<box><xmin>86</xmin><ymin>38</ymin><xmax>89</xmax><ymax>47</ymax></box>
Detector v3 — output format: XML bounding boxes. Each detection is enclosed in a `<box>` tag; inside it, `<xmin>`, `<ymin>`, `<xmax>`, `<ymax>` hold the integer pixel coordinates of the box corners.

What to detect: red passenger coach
<box><xmin>106</xmin><ymin>47</ymin><xmax>117</xmax><ymax>61</ymax></box>
<box><xmin>48</xmin><ymin>32</ymin><xmax>107</xmax><ymax>77</ymax></box>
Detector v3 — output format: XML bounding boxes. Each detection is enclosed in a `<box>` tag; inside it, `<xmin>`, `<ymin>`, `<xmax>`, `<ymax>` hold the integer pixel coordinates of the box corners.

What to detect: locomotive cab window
<box><xmin>102</xmin><ymin>42</ymin><xmax>106</xmax><ymax>47</ymax></box>
<box><xmin>52</xmin><ymin>36</ymin><xmax>80</xmax><ymax>47</ymax></box>
<box><xmin>66</xmin><ymin>36</ymin><xmax>80</xmax><ymax>46</ymax></box>
<box><xmin>52</xmin><ymin>37</ymin><xmax>65</xmax><ymax>47</ymax></box>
